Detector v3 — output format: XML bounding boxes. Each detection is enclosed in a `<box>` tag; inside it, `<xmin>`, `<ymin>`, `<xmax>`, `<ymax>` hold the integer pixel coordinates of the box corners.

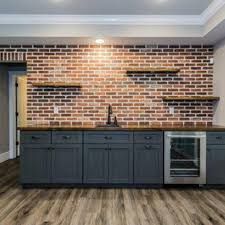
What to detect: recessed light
<box><xmin>95</xmin><ymin>39</ymin><xmax>105</xmax><ymax>44</ymax></box>
<box><xmin>51</xmin><ymin>0</ymin><xmax>63</xmax><ymax>2</ymax></box>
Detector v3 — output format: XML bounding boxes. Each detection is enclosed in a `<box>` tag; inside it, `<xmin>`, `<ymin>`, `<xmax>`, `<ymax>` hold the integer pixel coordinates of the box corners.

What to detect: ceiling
<box><xmin>0</xmin><ymin>0</ymin><xmax>213</xmax><ymax>15</ymax></box>
<box><xmin>0</xmin><ymin>0</ymin><xmax>225</xmax><ymax>45</ymax></box>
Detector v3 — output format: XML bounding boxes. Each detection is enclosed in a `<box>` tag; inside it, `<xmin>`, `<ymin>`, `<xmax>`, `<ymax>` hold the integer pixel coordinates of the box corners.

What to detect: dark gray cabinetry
<box><xmin>52</xmin><ymin>144</ymin><xmax>82</xmax><ymax>183</ymax></box>
<box><xmin>20</xmin><ymin>131</ymin><xmax>82</xmax><ymax>184</ymax></box>
<box><xmin>21</xmin><ymin>130</ymin><xmax>164</xmax><ymax>186</ymax></box>
<box><xmin>134</xmin><ymin>132</ymin><xmax>163</xmax><ymax>184</ymax></box>
<box><xmin>84</xmin><ymin>132</ymin><xmax>133</xmax><ymax>184</ymax></box>
<box><xmin>20</xmin><ymin>145</ymin><xmax>51</xmax><ymax>183</ymax></box>
<box><xmin>108</xmin><ymin>144</ymin><xmax>133</xmax><ymax>184</ymax></box>
<box><xmin>84</xmin><ymin>144</ymin><xmax>108</xmax><ymax>183</ymax></box>
<box><xmin>207</xmin><ymin>132</ymin><xmax>225</xmax><ymax>184</ymax></box>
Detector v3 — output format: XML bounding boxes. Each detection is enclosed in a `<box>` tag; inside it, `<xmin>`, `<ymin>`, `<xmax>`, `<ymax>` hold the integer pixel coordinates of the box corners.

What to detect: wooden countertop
<box><xmin>18</xmin><ymin>125</ymin><xmax>225</xmax><ymax>131</ymax></box>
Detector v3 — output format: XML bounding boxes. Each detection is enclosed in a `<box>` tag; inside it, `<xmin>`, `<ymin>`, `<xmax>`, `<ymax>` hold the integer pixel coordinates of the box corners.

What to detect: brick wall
<box><xmin>0</xmin><ymin>44</ymin><xmax>214</xmax><ymax>127</ymax></box>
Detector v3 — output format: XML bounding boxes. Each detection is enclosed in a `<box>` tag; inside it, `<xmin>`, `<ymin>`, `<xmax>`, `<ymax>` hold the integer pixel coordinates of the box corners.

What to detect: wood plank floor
<box><xmin>1</xmin><ymin>159</ymin><xmax>225</xmax><ymax>225</ymax></box>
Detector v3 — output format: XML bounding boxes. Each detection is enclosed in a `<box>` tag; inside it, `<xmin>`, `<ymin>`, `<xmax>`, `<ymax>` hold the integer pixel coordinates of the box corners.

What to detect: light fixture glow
<box><xmin>95</xmin><ymin>38</ymin><xmax>105</xmax><ymax>44</ymax></box>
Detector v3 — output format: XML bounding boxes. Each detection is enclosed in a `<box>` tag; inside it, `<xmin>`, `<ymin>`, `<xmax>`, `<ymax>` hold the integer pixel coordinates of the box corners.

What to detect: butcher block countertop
<box><xmin>18</xmin><ymin>125</ymin><xmax>225</xmax><ymax>131</ymax></box>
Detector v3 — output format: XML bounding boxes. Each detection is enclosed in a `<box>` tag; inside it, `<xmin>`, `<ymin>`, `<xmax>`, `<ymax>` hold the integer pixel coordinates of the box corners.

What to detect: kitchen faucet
<box><xmin>107</xmin><ymin>104</ymin><xmax>113</xmax><ymax>125</ymax></box>
<box><xmin>106</xmin><ymin>104</ymin><xmax>119</xmax><ymax>127</ymax></box>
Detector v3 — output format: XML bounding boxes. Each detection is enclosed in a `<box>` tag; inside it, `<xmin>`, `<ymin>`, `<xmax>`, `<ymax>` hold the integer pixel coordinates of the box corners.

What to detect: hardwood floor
<box><xmin>1</xmin><ymin>159</ymin><xmax>225</xmax><ymax>225</ymax></box>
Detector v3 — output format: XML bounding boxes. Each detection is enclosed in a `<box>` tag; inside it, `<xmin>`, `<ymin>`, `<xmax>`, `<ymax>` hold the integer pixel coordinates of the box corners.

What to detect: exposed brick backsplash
<box><xmin>0</xmin><ymin>44</ymin><xmax>214</xmax><ymax>127</ymax></box>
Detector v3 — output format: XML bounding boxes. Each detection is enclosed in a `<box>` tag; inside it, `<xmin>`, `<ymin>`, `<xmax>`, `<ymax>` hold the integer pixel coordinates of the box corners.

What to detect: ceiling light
<box><xmin>95</xmin><ymin>38</ymin><xmax>105</xmax><ymax>44</ymax></box>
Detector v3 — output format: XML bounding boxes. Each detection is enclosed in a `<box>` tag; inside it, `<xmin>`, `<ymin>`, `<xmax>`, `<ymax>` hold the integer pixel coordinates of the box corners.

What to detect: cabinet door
<box><xmin>52</xmin><ymin>144</ymin><xmax>82</xmax><ymax>183</ymax></box>
<box><xmin>108</xmin><ymin>144</ymin><xmax>133</xmax><ymax>184</ymax></box>
<box><xmin>84</xmin><ymin>144</ymin><xmax>108</xmax><ymax>184</ymax></box>
<box><xmin>20</xmin><ymin>145</ymin><xmax>51</xmax><ymax>183</ymax></box>
<box><xmin>207</xmin><ymin>145</ymin><xmax>225</xmax><ymax>184</ymax></box>
<box><xmin>134</xmin><ymin>144</ymin><xmax>163</xmax><ymax>184</ymax></box>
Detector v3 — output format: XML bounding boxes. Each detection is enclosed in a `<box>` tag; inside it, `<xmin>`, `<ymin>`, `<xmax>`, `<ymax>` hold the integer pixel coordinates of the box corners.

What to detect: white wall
<box><xmin>214</xmin><ymin>38</ymin><xmax>225</xmax><ymax>126</ymax></box>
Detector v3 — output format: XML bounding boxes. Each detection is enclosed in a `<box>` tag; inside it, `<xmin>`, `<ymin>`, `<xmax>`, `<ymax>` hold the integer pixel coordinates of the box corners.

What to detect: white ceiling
<box><xmin>0</xmin><ymin>0</ymin><xmax>213</xmax><ymax>15</ymax></box>
<box><xmin>0</xmin><ymin>0</ymin><xmax>225</xmax><ymax>45</ymax></box>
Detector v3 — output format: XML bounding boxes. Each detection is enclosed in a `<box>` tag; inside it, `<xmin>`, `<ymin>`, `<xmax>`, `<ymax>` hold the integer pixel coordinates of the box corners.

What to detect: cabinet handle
<box><xmin>48</xmin><ymin>147</ymin><xmax>55</xmax><ymax>151</ymax></box>
<box><xmin>145</xmin><ymin>136</ymin><xmax>152</xmax><ymax>140</ymax></box>
<box><xmin>145</xmin><ymin>145</ymin><xmax>152</xmax><ymax>149</ymax></box>
<box><xmin>216</xmin><ymin>136</ymin><xmax>222</xmax><ymax>140</ymax></box>
<box><xmin>63</xmin><ymin>136</ymin><xmax>71</xmax><ymax>140</ymax></box>
<box><xmin>104</xmin><ymin>136</ymin><xmax>112</xmax><ymax>140</ymax></box>
<box><xmin>31</xmin><ymin>136</ymin><xmax>40</xmax><ymax>140</ymax></box>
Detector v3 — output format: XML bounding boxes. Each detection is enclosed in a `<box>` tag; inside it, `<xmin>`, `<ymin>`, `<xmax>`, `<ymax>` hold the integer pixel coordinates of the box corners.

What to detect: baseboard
<box><xmin>0</xmin><ymin>152</ymin><xmax>9</xmax><ymax>164</ymax></box>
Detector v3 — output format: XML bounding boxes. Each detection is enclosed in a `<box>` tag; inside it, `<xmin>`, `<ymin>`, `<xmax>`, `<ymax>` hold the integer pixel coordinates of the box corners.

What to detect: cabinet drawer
<box><xmin>52</xmin><ymin>131</ymin><xmax>82</xmax><ymax>144</ymax></box>
<box><xmin>207</xmin><ymin>132</ymin><xmax>225</xmax><ymax>145</ymax></box>
<box><xmin>20</xmin><ymin>131</ymin><xmax>51</xmax><ymax>144</ymax></box>
<box><xmin>84</xmin><ymin>131</ymin><xmax>133</xmax><ymax>143</ymax></box>
<box><xmin>134</xmin><ymin>132</ymin><xmax>163</xmax><ymax>144</ymax></box>
<box><xmin>134</xmin><ymin>143</ymin><xmax>162</xmax><ymax>150</ymax></box>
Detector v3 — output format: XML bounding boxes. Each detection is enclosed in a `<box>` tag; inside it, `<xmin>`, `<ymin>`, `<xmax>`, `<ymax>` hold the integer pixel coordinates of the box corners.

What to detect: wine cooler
<box><xmin>164</xmin><ymin>132</ymin><xmax>206</xmax><ymax>184</ymax></box>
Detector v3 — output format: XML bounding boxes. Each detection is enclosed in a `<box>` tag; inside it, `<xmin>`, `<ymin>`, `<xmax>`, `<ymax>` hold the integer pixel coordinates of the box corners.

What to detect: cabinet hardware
<box><xmin>63</xmin><ymin>136</ymin><xmax>71</xmax><ymax>139</ymax></box>
<box><xmin>145</xmin><ymin>136</ymin><xmax>152</xmax><ymax>140</ymax></box>
<box><xmin>216</xmin><ymin>136</ymin><xmax>222</xmax><ymax>140</ymax></box>
<box><xmin>145</xmin><ymin>145</ymin><xmax>152</xmax><ymax>149</ymax></box>
<box><xmin>31</xmin><ymin>136</ymin><xmax>40</xmax><ymax>140</ymax></box>
<box><xmin>104</xmin><ymin>136</ymin><xmax>112</xmax><ymax>140</ymax></box>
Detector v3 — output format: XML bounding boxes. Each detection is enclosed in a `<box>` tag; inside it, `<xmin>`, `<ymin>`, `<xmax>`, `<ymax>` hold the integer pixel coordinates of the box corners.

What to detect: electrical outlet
<box><xmin>169</xmin><ymin>107</ymin><xmax>175</xmax><ymax>114</ymax></box>
<box><xmin>54</xmin><ymin>106</ymin><xmax>59</xmax><ymax>114</ymax></box>
<box><xmin>209</xmin><ymin>58</ymin><xmax>214</xmax><ymax>64</ymax></box>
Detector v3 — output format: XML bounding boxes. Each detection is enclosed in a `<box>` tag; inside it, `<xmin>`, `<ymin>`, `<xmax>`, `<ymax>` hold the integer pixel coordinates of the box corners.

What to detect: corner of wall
<box><xmin>0</xmin><ymin>151</ymin><xmax>9</xmax><ymax>164</ymax></box>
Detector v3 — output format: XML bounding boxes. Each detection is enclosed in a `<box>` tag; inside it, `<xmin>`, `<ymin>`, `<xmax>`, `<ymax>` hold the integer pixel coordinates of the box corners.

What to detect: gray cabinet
<box><xmin>20</xmin><ymin>145</ymin><xmax>51</xmax><ymax>183</ymax></box>
<box><xmin>84</xmin><ymin>131</ymin><xmax>133</xmax><ymax>144</ymax></box>
<box><xmin>52</xmin><ymin>144</ymin><xmax>82</xmax><ymax>183</ymax></box>
<box><xmin>207</xmin><ymin>145</ymin><xmax>225</xmax><ymax>184</ymax></box>
<box><xmin>84</xmin><ymin>143</ymin><xmax>133</xmax><ymax>184</ymax></box>
<box><xmin>108</xmin><ymin>144</ymin><xmax>133</xmax><ymax>184</ymax></box>
<box><xmin>84</xmin><ymin>132</ymin><xmax>133</xmax><ymax>184</ymax></box>
<box><xmin>20</xmin><ymin>131</ymin><xmax>83</xmax><ymax>184</ymax></box>
<box><xmin>134</xmin><ymin>132</ymin><xmax>163</xmax><ymax>184</ymax></box>
<box><xmin>84</xmin><ymin>144</ymin><xmax>108</xmax><ymax>183</ymax></box>
<box><xmin>20</xmin><ymin>130</ymin><xmax>164</xmax><ymax>186</ymax></box>
<box><xmin>207</xmin><ymin>132</ymin><xmax>225</xmax><ymax>185</ymax></box>
<box><xmin>134</xmin><ymin>144</ymin><xmax>163</xmax><ymax>184</ymax></box>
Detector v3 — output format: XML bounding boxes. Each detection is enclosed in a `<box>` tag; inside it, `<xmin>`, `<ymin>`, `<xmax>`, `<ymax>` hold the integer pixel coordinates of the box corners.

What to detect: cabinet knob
<box><xmin>145</xmin><ymin>136</ymin><xmax>152</xmax><ymax>140</ymax></box>
<box><xmin>145</xmin><ymin>145</ymin><xmax>152</xmax><ymax>149</ymax></box>
<box><xmin>63</xmin><ymin>136</ymin><xmax>71</xmax><ymax>140</ymax></box>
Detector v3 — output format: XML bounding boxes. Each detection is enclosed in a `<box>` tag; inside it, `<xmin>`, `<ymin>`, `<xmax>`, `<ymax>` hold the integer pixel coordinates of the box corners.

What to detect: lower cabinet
<box><xmin>83</xmin><ymin>144</ymin><xmax>108</xmax><ymax>184</ymax></box>
<box><xmin>51</xmin><ymin>145</ymin><xmax>82</xmax><ymax>183</ymax></box>
<box><xmin>134</xmin><ymin>144</ymin><xmax>163</xmax><ymax>184</ymax></box>
<box><xmin>21</xmin><ymin>144</ymin><xmax>82</xmax><ymax>184</ymax></box>
<box><xmin>108</xmin><ymin>144</ymin><xmax>133</xmax><ymax>184</ymax></box>
<box><xmin>207</xmin><ymin>145</ymin><xmax>225</xmax><ymax>184</ymax></box>
<box><xmin>84</xmin><ymin>144</ymin><xmax>133</xmax><ymax>184</ymax></box>
<box><xmin>21</xmin><ymin>145</ymin><xmax>51</xmax><ymax>184</ymax></box>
